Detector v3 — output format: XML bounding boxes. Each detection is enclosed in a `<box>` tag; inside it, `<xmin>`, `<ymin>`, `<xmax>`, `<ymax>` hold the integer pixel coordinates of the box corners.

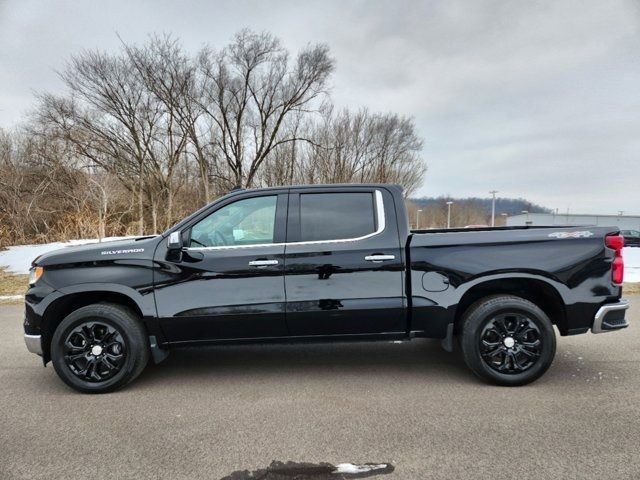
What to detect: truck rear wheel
<box><xmin>51</xmin><ymin>303</ymin><xmax>149</xmax><ymax>393</ymax></box>
<box><xmin>460</xmin><ymin>295</ymin><xmax>556</xmax><ymax>386</ymax></box>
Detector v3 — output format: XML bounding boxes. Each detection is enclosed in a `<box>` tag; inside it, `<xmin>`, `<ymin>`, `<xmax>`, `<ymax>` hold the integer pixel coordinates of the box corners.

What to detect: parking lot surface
<box><xmin>1</xmin><ymin>297</ymin><xmax>639</xmax><ymax>479</ymax></box>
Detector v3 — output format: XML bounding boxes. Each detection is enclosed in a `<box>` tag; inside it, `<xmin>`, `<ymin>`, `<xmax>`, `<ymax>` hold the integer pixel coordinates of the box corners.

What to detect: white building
<box><xmin>506</xmin><ymin>213</ymin><xmax>640</xmax><ymax>230</ymax></box>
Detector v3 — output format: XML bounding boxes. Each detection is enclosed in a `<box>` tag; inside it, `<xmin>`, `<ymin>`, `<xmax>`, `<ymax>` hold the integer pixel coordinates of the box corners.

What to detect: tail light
<box><xmin>605</xmin><ymin>234</ymin><xmax>624</xmax><ymax>284</ymax></box>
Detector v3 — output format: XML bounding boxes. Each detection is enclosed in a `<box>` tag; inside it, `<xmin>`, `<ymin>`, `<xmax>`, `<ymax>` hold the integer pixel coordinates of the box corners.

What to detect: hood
<box><xmin>33</xmin><ymin>236</ymin><xmax>161</xmax><ymax>268</ymax></box>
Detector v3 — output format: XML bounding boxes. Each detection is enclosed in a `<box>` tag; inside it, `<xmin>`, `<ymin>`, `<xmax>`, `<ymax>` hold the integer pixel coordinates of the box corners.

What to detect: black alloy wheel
<box><xmin>63</xmin><ymin>321</ymin><xmax>126</xmax><ymax>382</ymax></box>
<box><xmin>479</xmin><ymin>313</ymin><xmax>542</xmax><ymax>374</ymax></box>
<box><xmin>460</xmin><ymin>295</ymin><xmax>556</xmax><ymax>386</ymax></box>
<box><xmin>51</xmin><ymin>303</ymin><xmax>149</xmax><ymax>393</ymax></box>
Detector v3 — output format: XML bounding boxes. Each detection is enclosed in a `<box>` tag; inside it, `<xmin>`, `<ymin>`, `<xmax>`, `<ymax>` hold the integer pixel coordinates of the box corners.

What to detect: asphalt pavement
<box><xmin>1</xmin><ymin>297</ymin><xmax>639</xmax><ymax>479</ymax></box>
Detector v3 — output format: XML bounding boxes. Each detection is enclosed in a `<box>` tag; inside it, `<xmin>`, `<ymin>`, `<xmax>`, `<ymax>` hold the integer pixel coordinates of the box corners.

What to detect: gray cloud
<box><xmin>0</xmin><ymin>0</ymin><xmax>638</xmax><ymax>213</ymax></box>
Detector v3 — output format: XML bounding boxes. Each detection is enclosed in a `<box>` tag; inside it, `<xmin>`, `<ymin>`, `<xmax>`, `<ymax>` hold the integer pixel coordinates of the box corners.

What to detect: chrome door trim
<box><xmin>186</xmin><ymin>190</ymin><xmax>386</xmax><ymax>251</ymax></box>
<box><xmin>248</xmin><ymin>259</ymin><xmax>279</xmax><ymax>266</ymax></box>
<box><xmin>364</xmin><ymin>254</ymin><xmax>396</xmax><ymax>262</ymax></box>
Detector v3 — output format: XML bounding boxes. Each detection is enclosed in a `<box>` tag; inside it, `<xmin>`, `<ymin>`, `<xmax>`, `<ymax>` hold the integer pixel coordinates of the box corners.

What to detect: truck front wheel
<box><xmin>51</xmin><ymin>303</ymin><xmax>149</xmax><ymax>393</ymax></box>
<box><xmin>460</xmin><ymin>295</ymin><xmax>556</xmax><ymax>386</ymax></box>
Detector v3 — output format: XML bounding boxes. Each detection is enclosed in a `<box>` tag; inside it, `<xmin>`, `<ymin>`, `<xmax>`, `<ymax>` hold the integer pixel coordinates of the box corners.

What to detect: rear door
<box><xmin>283</xmin><ymin>187</ymin><xmax>405</xmax><ymax>336</ymax></box>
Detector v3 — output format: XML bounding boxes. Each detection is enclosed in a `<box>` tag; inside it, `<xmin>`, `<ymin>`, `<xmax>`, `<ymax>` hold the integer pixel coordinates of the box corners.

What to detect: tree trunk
<box><xmin>166</xmin><ymin>185</ymin><xmax>173</xmax><ymax>230</ymax></box>
<box><xmin>289</xmin><ymin>138</ymin><xmax>296</xmax><ymax>184</ymax></box>
<box><xmin>201</xmin><ymin>164</ymin><xmax>210</xmax><ymax>203</ymax></box>
<box><xmin>151</xmin><ymin>196</ymin><xmax>158</xmax><ymax>234</ymax></box>
<box><xmin>101</xmin><ymin>193</ymin><xmax>108</xmax><ymax>240</ymax></box>
<box><xmin>137</xmin><ymin>164</ymin><xmax>144</xmax><ymax>235</ymax></box>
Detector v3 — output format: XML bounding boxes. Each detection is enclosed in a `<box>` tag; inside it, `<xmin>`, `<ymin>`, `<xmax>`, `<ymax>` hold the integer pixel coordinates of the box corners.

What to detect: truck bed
<box><xmin>406</xmin><ymin>225</ymin><xmax>621</xmax><ymax>339</ymax></box>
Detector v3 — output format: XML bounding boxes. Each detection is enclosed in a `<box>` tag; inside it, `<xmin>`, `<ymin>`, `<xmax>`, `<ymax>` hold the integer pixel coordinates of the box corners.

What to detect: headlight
<box><xmin>29</xmin><ymin>266</ymin><xmax>43</xmax><ymax>286</ymax></box>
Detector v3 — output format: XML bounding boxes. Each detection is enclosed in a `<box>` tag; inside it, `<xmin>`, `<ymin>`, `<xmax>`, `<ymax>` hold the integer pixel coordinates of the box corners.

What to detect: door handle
<box><xmin>248</xmin><ymin>259</ymin><xmax>279</xmax><ymax>267</ymax></box>
<box><xmin>364</xmin><ymin>254</ymin><xmax>396</xmax><ymax>262</ymax></box>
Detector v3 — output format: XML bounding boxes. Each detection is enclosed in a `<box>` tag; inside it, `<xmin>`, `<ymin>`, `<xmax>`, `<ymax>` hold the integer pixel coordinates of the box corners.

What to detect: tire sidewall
<box><xmin>51</xmin><ymin>307</ymin><xmax>142</xmax><ymax>393</ymax></box>
<box><xmin>462</xmin><ymin>297</ymin><xmax>556</xmax><ymax>386</ymax></box>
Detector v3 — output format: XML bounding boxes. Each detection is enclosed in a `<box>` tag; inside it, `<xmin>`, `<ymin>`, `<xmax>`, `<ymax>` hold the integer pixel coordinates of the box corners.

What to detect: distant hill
<box><xmin>409</xmin><ymin>196</ymin><xmax>552</xmax><ymax>216</ymax></box>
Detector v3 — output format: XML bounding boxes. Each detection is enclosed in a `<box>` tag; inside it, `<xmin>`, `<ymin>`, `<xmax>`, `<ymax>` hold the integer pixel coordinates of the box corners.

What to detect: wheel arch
<box><xmin>41</xmin><ymin>287</ymin><xmax>148</xmax><ymax>362</ymax></box>
<box><xmin>453</xmin><ymin>277</ymin><xmax>567</xmax><ymax>335</ymax></box>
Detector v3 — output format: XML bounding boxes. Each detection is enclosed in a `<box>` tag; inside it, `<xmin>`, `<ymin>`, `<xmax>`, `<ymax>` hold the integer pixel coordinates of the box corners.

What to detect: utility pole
<box><xmin>446</xmin><ymin>201</ymin><xmax>453</xmax><ymax>228</ymax></box>
<box><xmin>489</xmin><ymin>190</ymin><xmax>498</xmax><ymax>227</ymax></box>
<box><xmin>416</xmin><ymin>209</ymin><xmax>423</xmax><ymax>229</ymax></box>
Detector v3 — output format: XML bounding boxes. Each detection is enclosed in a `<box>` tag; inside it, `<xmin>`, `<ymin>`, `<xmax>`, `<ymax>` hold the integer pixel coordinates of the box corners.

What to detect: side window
<box><xmin>299</xmin><ymin>192</ymin><xmax>377</xmax><ymax>242</ymax></box>
<box><xmin>190</xmin><ymin>196</ymin><xmax>277</xmax><ymax>247</ymax></box>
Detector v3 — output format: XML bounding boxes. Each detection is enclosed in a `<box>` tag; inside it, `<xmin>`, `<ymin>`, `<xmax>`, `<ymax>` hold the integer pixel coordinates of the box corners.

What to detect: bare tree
<box><xmin>416</xmin><ymin>198</ymin><xmax>489</xmax><ymax>229</ymax></box>
<box><xmin>0</xmin><ymin>127</ymin><xmax>96</xmax><ymax>244</ymax></box>
<box><xmin>300</xmin><ymin>107</ymin><xmax>426</xmax><ymax>196</ymax></box>
<box><xmin>197</xmin><ymin>30</ymin><xmax>333</xmax><ymax>188</ymax></box>
<box><xmin>1</xmin><ymin>30</ymin><xmax>430</xmax><ymax>247</ymax></box>
<box><xmin>258</xmin><ymin>111</ymin><xmax>307</xmax><ymax>186</ymax></box>
<box><xmin>36</xmin><ymin>49</ymin><xmax>162</xmax><ymax>235</ymax></box>
<box><xmin>125</xmin><ymin>35</ymin><xmax>213</xmax><ymax>211</ymax></box>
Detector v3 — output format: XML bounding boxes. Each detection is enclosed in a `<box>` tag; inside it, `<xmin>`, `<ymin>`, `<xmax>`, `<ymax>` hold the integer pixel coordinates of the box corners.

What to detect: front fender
<box><xmin>31</xmin><ymin>282</ymin><xmax>160</xmax><ymax>364</ymax></box>
<box><xmin>56</xmin><ymin>282</ymin><xmax>156</xmax><ymax>317</ymax></box>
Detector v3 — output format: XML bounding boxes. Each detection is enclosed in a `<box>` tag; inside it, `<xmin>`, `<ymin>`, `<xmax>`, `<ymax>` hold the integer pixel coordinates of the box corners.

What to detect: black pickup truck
<box><xmin>23</xmin><ymin>184</ymin><xmax>629</xmax><ymax>393</ymax></box>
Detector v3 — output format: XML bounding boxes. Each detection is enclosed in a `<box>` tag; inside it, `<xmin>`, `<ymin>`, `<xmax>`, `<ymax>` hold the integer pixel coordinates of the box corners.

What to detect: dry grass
<box><xmin>0</xmin><ymin>268</ymin><xmax>28</xmax><ymax>304</ymax></box>
<box><xmin>624</xmin><ymin>283</ymin><xmax>640</xmax><ymax>295</ymax></box>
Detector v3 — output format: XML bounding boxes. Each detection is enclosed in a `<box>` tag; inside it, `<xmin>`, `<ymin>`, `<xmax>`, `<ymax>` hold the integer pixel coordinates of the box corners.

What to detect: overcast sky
<box><xmin>1</xmin><ymin>0</ymin><xmax>638</xmax><ymax>213</ymax></box>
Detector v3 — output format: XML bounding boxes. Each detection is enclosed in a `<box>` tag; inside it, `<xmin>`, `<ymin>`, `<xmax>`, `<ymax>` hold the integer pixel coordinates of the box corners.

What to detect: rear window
<box><xmin>299</xmin><ymin>192</ymin><xmax>376</xmax><ymax>242</ymax></box>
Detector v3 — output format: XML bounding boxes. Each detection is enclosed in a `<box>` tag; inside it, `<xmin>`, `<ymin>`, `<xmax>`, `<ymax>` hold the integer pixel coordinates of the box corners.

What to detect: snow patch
<box><xmin>0</xmin><ymin>237</ymin><xmax>134</xmax><ymax>274</ymax></box>
<box><xmin>624</xmin><ymin>247</ymin><xmax>640</xmax><ymax>283</ymax></box>
<box><xmin>334</xmin><ymin>463</ymin><xmax>389</xmax><ymax>474</ymax></box>
<box><xmin>0</xmin><ymin>295</ymin><xmax>24</xmax><ymax>301</ymax></box>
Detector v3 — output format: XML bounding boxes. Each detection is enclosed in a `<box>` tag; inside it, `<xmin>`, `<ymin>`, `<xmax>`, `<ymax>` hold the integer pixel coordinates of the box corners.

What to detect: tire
<box><xmin>51</xmin><ymin>303</ymin><xmax>149</xmax><ymax>393</ymax></box>
<box><xmin>460</xmin><ymin>295</ymin><xmax>556</xmax><ymax>386</ymax></box>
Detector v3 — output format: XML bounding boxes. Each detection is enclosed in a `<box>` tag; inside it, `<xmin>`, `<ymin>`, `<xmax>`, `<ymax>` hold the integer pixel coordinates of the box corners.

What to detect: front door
<box><xmin>154</xmin><ymin>193</ymin><xmax>288</xmax><ymax>343</ymax></box>
<box><xmin>284</xmin><ymin>187</ymin><xmax>406</xmax><ymax>336</ymax></box>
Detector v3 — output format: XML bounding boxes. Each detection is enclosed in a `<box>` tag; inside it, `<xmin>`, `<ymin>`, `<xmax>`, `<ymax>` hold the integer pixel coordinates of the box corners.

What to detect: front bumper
<box><xmin>592</xmin><ymin>299</ymin><xmax>629</xmax><ymax>334</ymax></box>
<box><xmin>24</xmin><ymin>334</ymin><xmax>43</xmax><ymax>356</ymax></box>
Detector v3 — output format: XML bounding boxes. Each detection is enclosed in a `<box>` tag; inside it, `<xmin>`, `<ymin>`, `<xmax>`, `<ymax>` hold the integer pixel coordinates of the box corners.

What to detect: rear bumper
<box><xmin>592</xmin><ymin>299</ymin><xmax>630</xmax><ymax>334</ymax></box>
<box><xmin>24</xmin><ymin>334</ymin><xmax>43</xmax><ymax>356</ymax></box>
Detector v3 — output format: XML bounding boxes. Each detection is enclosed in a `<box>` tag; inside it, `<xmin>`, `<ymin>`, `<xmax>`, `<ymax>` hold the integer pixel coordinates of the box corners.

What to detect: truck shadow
<box><xmin>135</xmin><ymin>339</ymin><xmax>474</xmax><ymax>387</ymax></box>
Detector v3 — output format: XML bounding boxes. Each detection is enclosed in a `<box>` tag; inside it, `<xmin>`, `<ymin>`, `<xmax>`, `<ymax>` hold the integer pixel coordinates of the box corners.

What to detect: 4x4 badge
<box><xmin>548</xmin><ymin>231</ymin><xmax>594</xmax><ymax>239</ymax></box>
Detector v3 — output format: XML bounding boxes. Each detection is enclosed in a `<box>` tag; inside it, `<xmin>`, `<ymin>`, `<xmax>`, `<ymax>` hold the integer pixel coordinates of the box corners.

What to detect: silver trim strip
<box><xmin>365</xmin><ymin>254</ymin><xmax>396</xmax><ymax>262</ymax></box>
<box><xmin>189</xmin><ymin>242</ymin><xmax>286</xmax><ymax>251</ymax></box>
<box><xmin>248</xmin><ymin>259</ymin><xmax>279</xmax><ymax>266</ymax></box>
<box><xmin>186</xmin><ymin>189</ymin><xmax>386</xmax><ymax>251</ymax></box>
<box><xmin>24</xmin><ymin>334</ymin><xmax>42</xmax><ymax>356</ymax></box>
<box><xmin>592</xmin><ymin>299</ymin><xmax>629</xmax><ymax>334</ymax></box>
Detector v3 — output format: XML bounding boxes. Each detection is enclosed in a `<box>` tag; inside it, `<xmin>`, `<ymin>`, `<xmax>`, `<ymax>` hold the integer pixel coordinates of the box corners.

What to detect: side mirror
<box><xmin>167</xmin><ymin>231</ymin><xmax>183</xmax><ymax>250</ymax></box>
